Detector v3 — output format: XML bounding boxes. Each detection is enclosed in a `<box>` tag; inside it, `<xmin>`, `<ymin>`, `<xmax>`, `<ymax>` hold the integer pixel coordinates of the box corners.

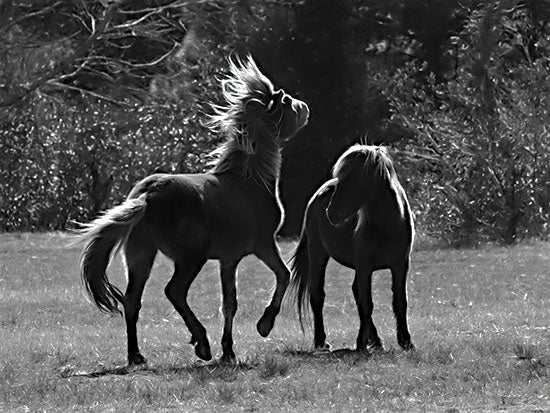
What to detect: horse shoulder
<box><xmin>306</xmin><ymin>179</ymin><xmax>336</xmax><ymax>211</ymax></box>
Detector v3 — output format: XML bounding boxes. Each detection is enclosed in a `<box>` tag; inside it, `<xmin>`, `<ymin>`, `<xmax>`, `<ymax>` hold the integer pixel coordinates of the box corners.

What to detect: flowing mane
<box><xmin>79</xmin><ymin>55</ymin><xmax>309</xmax><ymax>365</ymax></box>
<box><xmin>208</xmin><ymin>55</ymin><xmax>282</xmax><ymax>190</ymax></box>
<box><xmin>332</xmin><ymin>144</ymin><xmax>405</xmax><ymax>217</ymax></box>
<box><xmin>332</xmin><ymin>144</ymin><xmax>396</xmax><ymax>183</ymax></box>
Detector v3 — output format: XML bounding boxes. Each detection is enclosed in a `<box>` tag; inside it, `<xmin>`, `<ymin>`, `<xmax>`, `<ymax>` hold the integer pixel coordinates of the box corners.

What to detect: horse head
<box><xmin>326</xmin><ymin>144</ymin><xmax>395</xmax><ymax>227</ymax></box>
<box><xmin>209</xmin><ymin>55</ymin><xmax>309</xmax><ymax>152</ymax></box>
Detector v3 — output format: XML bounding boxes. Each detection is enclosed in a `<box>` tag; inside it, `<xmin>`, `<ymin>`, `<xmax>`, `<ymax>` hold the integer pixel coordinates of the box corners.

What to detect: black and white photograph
<box><xmin>1</xmin><ymin>1</ymin><xmax>549</xmax><ymax>411</ymax></box>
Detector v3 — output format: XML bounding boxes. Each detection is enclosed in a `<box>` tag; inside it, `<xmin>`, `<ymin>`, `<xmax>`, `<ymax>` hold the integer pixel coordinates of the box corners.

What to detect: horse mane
<box><xmin>207</xmin><ymin>55</ymin><xmax>281</xmax><ymax>190</ymax></box>
<box><xmin>332</xmin><ymin>144</ymin><xmax>396</xmax><ymax>182</ymax></box>
<box><xmin>332</xmin><ymin>144</ymin><xmax>405</xmax><ymax>217</ymax></box>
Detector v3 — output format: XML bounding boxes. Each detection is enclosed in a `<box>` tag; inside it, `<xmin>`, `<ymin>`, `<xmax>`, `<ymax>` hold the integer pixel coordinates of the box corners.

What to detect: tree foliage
<box><xmin>1</xmin><ymin>0</ymin><xmax>549</xmax><ymax>244</ymax></box>
<box><xmin>0</xmin><ymin>0</ymin><xmax>229</xmax><ymax>230</ymax></box>
<box><xmin>384</xmin><ymin>2</ymin><xmax>550</xmax><ymax>244</ymax></box>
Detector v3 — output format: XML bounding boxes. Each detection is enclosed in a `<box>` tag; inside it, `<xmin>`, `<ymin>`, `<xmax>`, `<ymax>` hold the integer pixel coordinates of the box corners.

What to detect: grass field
<box><xmin>0</xmin><ymin>233</ymin><xmax>549</xmax><ymax>412</ymax></box>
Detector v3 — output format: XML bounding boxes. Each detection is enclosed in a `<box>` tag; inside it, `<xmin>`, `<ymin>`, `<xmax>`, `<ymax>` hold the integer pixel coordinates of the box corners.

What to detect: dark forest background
<box><xmin>1</xmin><ymin>0</ymin><xmax>549</xmax><ymax>245</ymax></box>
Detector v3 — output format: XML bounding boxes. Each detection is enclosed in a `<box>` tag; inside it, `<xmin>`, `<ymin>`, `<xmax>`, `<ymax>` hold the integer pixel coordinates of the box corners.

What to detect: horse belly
<box><xmin>150</xmin><ymin>216</ymin><xmax>211</xmax><ymax>260</ymax></box>
<box><xmin>318</xmin><ymin>218</ymin><xmax>356</xmax><ymax>269</ymax></box>
<box><xmin>319</xmin><ymin>221</ymin><xmax>410</xmax><ymax>271</ymax></box>
<box><xmin>206</xmin><ymin>230</ymin><xmax>255</xmax><ymax>260</ymax></box>
<box><xmin>357</xmin><ymin>234</ymin><xmax>411</xmax><ymax>271</ymax></box>
<box><xmin>204</xmin><ymin>205</ymin><xmax>258</xmax><ymax>260</ymax></box>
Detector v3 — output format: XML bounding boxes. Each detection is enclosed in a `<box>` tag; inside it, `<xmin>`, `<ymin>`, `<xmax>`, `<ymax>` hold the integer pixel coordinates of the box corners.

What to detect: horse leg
<box><xmin>219</xmin><ymin>259</ymin><xmax>240</xmax><ymax>362</ymax></box>
<box><xmin>165</xmin><ymin>257</ymin><xmax>211</xmax><ymax>361</ymax></box>
<box><xmin>123</xmin><ymin>229</ymin><xmax>157</xmax><ymax>366</ymax></box>
<box><xmin>255</xmin><ymin>242</ymin><xmax>290</xmax><ymax>337</ymax></box>
<box><xmin>391</xmin><ymin>260</ymin><xmax>414</xmax><ymax>350</ymax></box>
<box><xmin>308</xmin><ymin>240</ymin><xmax>330</xmax><ymax>350</ymax></box>
<box><xmin>352</xmin><ymin>268</ymin><xmax>382</xmax><ymax>351</ymax></box>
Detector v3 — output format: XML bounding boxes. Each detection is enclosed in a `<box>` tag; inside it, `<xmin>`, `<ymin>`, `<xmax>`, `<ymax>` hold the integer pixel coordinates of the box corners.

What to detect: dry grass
<box><xmin>0</xmin><ymin>232</ymin><xmax>549</xmax><ymax>411</ymax></box>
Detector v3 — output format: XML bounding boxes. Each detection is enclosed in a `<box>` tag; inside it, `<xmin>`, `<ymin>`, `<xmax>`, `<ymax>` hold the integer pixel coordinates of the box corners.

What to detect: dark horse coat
<box><xmin>290</xmin><ymin>145</ymin><xmax>415</xmax><ymax>352</ymax></box>
<box><xmin>80</xmin><ymin>56</ymin><xmax>309</xmax><ymax>365</ymax></box>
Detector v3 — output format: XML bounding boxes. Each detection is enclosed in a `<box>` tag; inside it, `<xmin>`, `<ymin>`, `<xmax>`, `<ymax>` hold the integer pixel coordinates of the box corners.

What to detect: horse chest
<box><xmin>260</xmin><ymin>196</ymin><xmax>284</xmax><ymax>229</ymax></box>
<box><xmin>203</xmin><ymin>189</ymin><xmax>282</xmax><ymax>259</ymax></box>
<box><xmin>318</xmin><ymin>214</ymin><xmax>411</xmax><ymax>270</ymax></box>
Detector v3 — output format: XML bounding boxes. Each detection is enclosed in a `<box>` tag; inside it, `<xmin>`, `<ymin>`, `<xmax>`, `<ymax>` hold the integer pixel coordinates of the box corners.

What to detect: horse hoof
<box><xmin>331</xmin><ymin>348</ymin><xmax>355</xmax><ymax>356</ymax></box>
<box><xmin>219</xmin><ymin>352</ymin><xmax>237</xmax><ymax>364</ymax></box>
<box><xmin>256</xmin><ymin>315</ymin><xmax>275</xmax><ymax>337</ymax></box>
<box><xmin>194</xmin><ymin>342</ymin><xmax>212</xmax><ymax>361</ymax></box>
<box><xmin>400</xmin><ymin>341</ymin><xmax>415</xmax><ymax>351</ymax></box>
<box><xmin>367</xmin><ymin>343</ymin><xmax>383</xmax><ymax>353</ymax></box>
<box><xmin>314</xmin><ymin>342</ymin><xmax>331</xmax><ymax>352</ymax></box>
<box><xmin>128</xmin><ymin>353</ymin><xmax>147</xmax><ymax>366</ymax></box>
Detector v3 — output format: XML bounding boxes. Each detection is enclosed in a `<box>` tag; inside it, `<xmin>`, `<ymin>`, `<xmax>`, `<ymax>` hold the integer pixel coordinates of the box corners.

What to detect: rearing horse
<box><xmin>79</xmin><ymin>56</ymin><xmax>309</xmax><ymax>365</ymax></box>
<box><xmin>290</xmin><ymin>144</ymin><xmax>414</xmax><ymax>352</ymax></box>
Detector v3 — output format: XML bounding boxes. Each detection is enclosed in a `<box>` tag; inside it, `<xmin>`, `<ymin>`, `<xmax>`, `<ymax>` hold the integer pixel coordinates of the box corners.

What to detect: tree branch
<box><xmin>0</xmin><ymin>1</ymin><xmax>63</xmax><ymax>36</ymax></box>
<box><xmin>44</xmin><ymin>81</ymin><xmax>134</xmax><ymax>107</ymax></box>
<box><xmin>0</xmin><ymin>1</ymin><xmax>121</xmax><ymax>107</ymax></box>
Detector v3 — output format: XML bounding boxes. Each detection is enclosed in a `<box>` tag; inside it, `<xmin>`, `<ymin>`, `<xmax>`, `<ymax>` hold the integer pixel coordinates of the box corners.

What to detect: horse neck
<box><xmin>212</xmin><ymin>130</ymin><xmax>282</xmax><ymax>195</ymax></box>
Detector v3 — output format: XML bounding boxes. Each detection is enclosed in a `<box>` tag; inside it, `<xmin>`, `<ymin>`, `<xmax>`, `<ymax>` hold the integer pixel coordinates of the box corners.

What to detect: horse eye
<box><xmin>266</xmin><ymin>99</ymin><xmax>278</xmax><ymax>113</ymax></box>
<box><xmin>282</xmin><ymin>95</ymin><xmax>291</xmax><ymax>105</ymax></box>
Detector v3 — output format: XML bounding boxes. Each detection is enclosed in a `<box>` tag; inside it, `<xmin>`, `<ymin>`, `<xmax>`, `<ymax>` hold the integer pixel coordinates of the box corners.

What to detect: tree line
<box><xmin>1</xmin><ymin>0</ymin><xmax>549</xmax><ymax>244</ymax></box>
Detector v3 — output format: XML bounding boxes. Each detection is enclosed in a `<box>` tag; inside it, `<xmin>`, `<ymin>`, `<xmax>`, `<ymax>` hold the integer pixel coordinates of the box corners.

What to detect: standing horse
<box><xmin>79</xmin><ymin>55</ymin><xmax>309</xmax><ymax>365</ymax></box>
<box><xmin>289</xmin><ymin>144</ymin><xmax>414</xmax><ymax>352</ymax></box>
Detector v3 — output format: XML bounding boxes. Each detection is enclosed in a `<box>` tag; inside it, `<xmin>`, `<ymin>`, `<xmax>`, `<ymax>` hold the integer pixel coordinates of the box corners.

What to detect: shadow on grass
<box><xmin>59</xmin><ymin>348</ymin><xmax>381</xmax><ymax>379</ymax></box>
<box><xmin>59</xmin><ymin>356</ymin><xmax>267</xmax><ymax>380</ymax></box>
<box><xmin>280</xmin><ymin>346</ymin><xmax>374</xmax><ymax>364</ymax></box>
<box><xmin>60</xmin><ymin>363</ymin><xmax>136</xmax><ymax>378</ymax></box>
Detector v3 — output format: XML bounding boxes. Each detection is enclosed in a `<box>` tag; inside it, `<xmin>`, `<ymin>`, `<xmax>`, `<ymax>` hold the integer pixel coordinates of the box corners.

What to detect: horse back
<box><xmin>128</xmin><ymin>172</ymin><xmax>282</xmax><ymax>261</ymax></box>
<box><xmin>126</xmin><ymin>174</ymin><xmax>210</xmax><ymax>258</ymax></box>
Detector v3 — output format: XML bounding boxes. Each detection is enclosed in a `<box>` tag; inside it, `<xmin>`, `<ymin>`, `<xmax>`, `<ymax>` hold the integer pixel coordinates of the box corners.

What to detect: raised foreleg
<box><xmin>255</xmin><ymin>241</ymin><xmax>290</xmax><ymax>337</ymax></box>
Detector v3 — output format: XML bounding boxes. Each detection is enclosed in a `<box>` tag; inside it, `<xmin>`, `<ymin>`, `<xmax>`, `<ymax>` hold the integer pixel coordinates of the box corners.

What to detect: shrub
<box><xmin>0</xmin><ymin>95</ymin><xmax>219</xmax><ymax>231</ymax></box>
<box><xmin>382</xmin><ymin>3</ymin><xmax>550</xmax><ymax>245</ymax></box>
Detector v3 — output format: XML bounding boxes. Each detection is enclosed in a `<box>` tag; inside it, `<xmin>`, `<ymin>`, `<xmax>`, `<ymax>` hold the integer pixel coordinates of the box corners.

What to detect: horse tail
<box><xmin>79</xmin><ymin>194</ymin><xmax>148</xmax><ymax>314</ymax></box>
<box><xmin>289</xmin><ymin>226</ymin><xmax>311</xmax><ymax>331</ymax></box>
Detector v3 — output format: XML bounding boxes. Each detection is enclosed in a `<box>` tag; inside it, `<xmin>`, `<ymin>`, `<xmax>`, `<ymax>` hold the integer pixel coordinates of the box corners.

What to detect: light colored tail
<box><xmin>79</xmin><ymin>194</ymin><xmax>147</xmax><ymax>314</ymax></box>
<box><xmin>288</xmin><ymin>227</ymin><xmax>311</xmax><ymax>331</ymax></box>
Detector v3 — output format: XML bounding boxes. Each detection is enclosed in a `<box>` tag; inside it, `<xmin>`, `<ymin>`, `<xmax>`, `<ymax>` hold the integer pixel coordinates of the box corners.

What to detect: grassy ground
<box><xmin>0</xmin><ymin>232</ymin><xmax>549</xmax><ymax>412</ymax></box>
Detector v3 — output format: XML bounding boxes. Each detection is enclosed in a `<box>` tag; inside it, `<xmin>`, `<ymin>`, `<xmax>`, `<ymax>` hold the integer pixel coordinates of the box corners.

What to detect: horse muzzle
<box><xmin>295</xmin><ymin>101</ymin><xmax>310</xmax><ymax>129</ymax></box>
